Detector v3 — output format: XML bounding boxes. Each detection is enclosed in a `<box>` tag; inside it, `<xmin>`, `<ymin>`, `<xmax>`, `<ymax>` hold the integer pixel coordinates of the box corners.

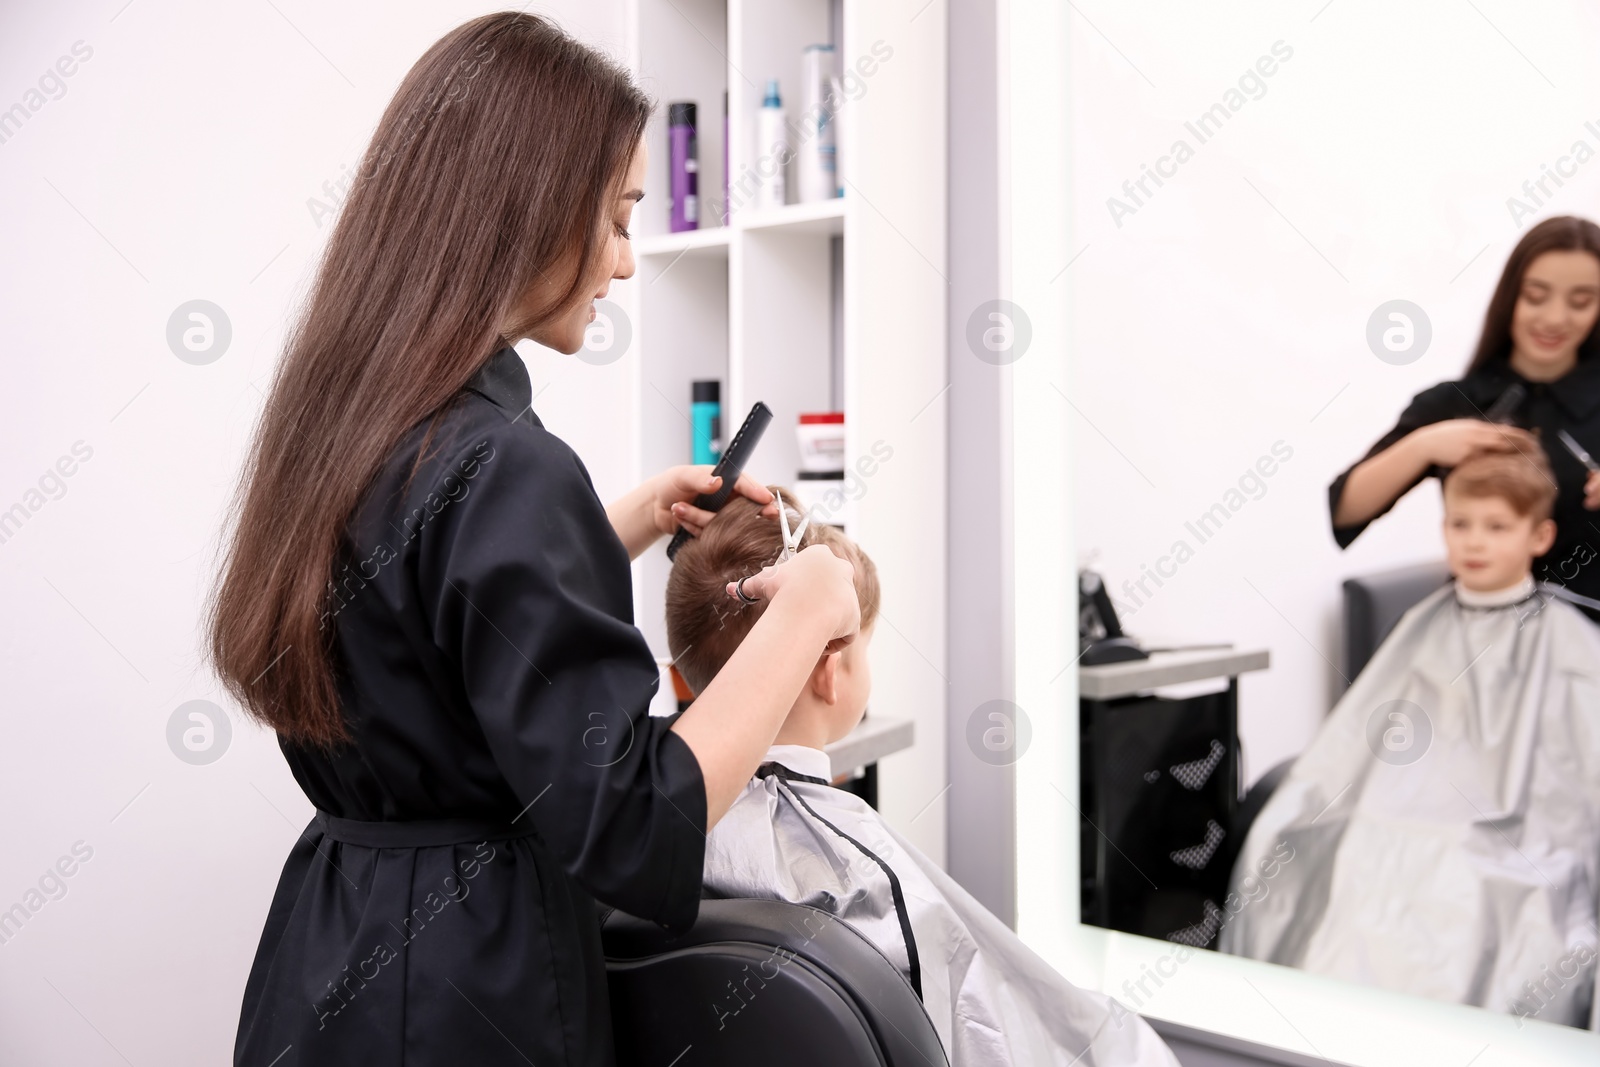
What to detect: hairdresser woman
<box><xmin>207</xmin><ymin>15</ymin><xmax>857</xmax><ymax>1067</ymax></box>
<box><xmin>1331</xmin><ymin>215</ymin><xmax>1600</xmax><ymax>622</ymax></box>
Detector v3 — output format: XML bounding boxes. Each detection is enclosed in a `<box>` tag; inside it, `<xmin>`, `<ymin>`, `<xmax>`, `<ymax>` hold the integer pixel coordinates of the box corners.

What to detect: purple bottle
<box><xmin>668</xmin><ymin>102</ymin><xmax>699</xmax><ymax>233</ymax></box>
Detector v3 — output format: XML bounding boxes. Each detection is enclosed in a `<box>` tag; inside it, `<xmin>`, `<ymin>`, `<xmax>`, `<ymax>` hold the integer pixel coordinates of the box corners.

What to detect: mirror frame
<box><xmin>999</xmin><ymin>1</ymin><xmax>1599</xmax><ymax>1063</ymax></box>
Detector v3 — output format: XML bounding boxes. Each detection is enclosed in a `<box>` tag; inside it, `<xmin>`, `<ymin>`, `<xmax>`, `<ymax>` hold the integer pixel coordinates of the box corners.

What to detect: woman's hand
<box><xmin>1585</xmin><ymin>469</ymin><xmax>1600</xmax><ymax>510</ymax></box>
<box><xmin>725</xmin><ymin>543</ymin><xmax>860</xmax><ymax>654</ymax></box>
<box><xmin>1336</xmin><ymin>419</ymin><xmax>1546</xmax><ymax>530</ymax></box>
<box><xmin>605</xmin><ymin>465</ymin><xmax>776</xmax><ymax>561</ymax></box>
<box><xmin>1405</xmin><ymin>419</ymin><xmax>1540</xmax><ymax>468</ymax></box>
<box><xmin>650</xmin><ymin>466</ymin><xmax>776</xmax><ymax>538</ymax></box>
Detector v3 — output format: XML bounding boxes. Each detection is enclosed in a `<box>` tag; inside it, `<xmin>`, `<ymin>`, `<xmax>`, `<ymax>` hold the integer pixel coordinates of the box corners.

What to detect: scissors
<box><xmin>732</xmin><ymin>489</ymin><xmax>811</xmax><ymax>603</ymax></box>
<box><xmin>775</xmin><ymin>488</ymin><xmax>811</xmax><ymax>563</ymax></box>
<box><xmin>1557</xmin><ymin>429</ymin><xmax>1600</xmax><ymax>474</ymax></box>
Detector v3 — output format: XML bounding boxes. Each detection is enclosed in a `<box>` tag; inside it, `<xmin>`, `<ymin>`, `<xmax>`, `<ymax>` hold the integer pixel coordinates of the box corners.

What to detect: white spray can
<box><xmin>755</xmin><ymin>80</ymin><xmax>787</xmax><ymax>210</ymax></box>
<box><xmin>798</xmin><ymin>44</ymin><xmax>839</xmax><ymax>203</ymax></box>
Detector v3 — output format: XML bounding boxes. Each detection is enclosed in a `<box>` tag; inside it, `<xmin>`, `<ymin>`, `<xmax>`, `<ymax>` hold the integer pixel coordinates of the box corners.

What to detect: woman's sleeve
<box><xmin>1327</xmin><ymin>383</ymin><xmax>1456</xmax><ymax>550</ymax></box>
<box><xmin>416</xmin><ymin>425</ymin><xmax>706</xmax><ymax>933</ymax></box>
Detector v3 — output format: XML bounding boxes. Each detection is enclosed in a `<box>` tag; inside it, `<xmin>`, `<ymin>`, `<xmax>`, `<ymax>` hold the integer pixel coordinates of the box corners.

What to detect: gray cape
<box><xmin>1219</xmin><ymin>582</ymin><xmax>1600</xmax><ymax>1028</ymax></box>
<box><xmin>704</xmin><ymin>744</ymin><xmax>1180</xmax><ymax>1066</ymax></box>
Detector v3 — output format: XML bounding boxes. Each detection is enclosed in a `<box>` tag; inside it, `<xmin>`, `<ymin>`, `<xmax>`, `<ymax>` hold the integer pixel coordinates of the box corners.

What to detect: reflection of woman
<box><xmin>1330</xmin><ymin>216</ymin><xmax>1600</xmax><ymax>619</ymax></box>
<box><xmin>207</xmin><ymin>15</ymin><xmax>858</xmax><ymax>1067</ymax></box>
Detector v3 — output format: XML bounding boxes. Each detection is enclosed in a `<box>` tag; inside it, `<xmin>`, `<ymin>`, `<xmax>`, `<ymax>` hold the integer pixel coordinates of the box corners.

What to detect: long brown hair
<box><xmin>1465</xmin><ymin>214</ymin><xmax>1600</xmax><ymax>373</ymax></box>
<box><xmin>207</xmin><ymin>13</ymin><xmax>651</xmax><ymax>747</ymax></box>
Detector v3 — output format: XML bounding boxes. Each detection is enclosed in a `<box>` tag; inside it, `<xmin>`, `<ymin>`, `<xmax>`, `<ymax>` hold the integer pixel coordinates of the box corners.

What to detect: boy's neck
<box><xmin>771</xmin><ymin>703</ymin><xmax>830</xmax><ymax>750</ymax></box>
<box><xmin>1455</xmin><ymin>572</ymin><xmax>1536</xmax><ymax>607</ymax></box>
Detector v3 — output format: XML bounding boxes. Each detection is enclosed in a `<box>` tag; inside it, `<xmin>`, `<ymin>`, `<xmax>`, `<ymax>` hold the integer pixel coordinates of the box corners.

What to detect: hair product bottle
<box><xmin>756</xmin><ymin>80</ymin><xmax>787</xmax><ymax>211</ymax></box>
<box><xmin>668</xmin><ymin>101</ymin><xmax>698</xmax><ymax>232</ymax></box>
<box><xmin>798</xmin><ymin>45</ymin><xmax>838</xmax><ymax>203</ymax></box>
<box><xmin>691</xmin><ymin>381</ymin><xmax>722</xmax><ymax>464</ymax></box>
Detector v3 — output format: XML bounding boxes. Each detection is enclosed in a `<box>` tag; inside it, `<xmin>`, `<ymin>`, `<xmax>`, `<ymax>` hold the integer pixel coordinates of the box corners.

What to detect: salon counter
<box><xmin>1079</xmin><ymin>645</ymin><xmax>1269</xmax><ymax>946</ymax></box>
<box><xmin>1079</xmin><ymin>646</ymin><xmax>1270</xmax><ymax>699</ymax></box>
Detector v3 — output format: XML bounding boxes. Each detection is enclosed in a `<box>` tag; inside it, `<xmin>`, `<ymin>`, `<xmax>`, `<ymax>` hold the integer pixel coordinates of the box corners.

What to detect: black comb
<box><xmin>666</xmin><ymin>402</ymin><xmax>774</xmax><ymax>561</ymax></box>
<box><xmin>1483</xmin><ymin>382</ymin><xmax>1526</xmax><ymax>423</ymax></box>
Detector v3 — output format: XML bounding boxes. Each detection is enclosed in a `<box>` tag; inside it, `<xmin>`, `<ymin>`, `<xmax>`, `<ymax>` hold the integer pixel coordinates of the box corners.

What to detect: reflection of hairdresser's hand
<box><xmin>1585</xmin><ymin>469</ymin><xmax>1600</xmax><ymax>510</ymax></box>
<box><xmin>726</xmin><ymin>544</ymin><xmax>859</xmax><ymax>654</ymax></box>
<box><xmin>1406</xmin><ymin>419</ymin><xmax>1540</xmax><ymax>468</ymax></box>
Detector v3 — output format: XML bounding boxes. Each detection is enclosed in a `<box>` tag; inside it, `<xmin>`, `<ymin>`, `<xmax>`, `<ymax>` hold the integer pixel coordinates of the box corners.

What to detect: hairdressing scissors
<box><xmin>775</xmin><ymin>488</ymin><xmax>811</xmax><ymax>563</ymax></box>
<box><xmin>731</xmin><ymin>489</ymin><xmax>811</xmax><ymax>603</ymax></box>
<box><xmin>1557</xmin><ymin>429</ymin><xmax>1600</xmax><ymax>474</ymax></box>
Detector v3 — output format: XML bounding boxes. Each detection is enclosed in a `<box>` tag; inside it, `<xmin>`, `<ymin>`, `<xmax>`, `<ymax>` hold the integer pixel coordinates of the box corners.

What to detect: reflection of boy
<box><xmin>668</xmin><ymin>491</ymin><xmax>1179</xmax><ymax>1066</ymax></box>
<box><xmin>1222</xmin><ymin>447</ymin><xmax>1600</xmax><ymax>1029</ymax></box>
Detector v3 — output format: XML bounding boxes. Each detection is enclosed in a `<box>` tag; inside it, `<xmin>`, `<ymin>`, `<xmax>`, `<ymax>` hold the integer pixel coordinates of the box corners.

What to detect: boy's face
<box><xmin>823</xmin><ymin>624</ymin><xmax>876</xmax><ymax>744</ymax></box>
<box><xmin>1442</xmin><ymin>489</ymin><xmax>1555</xmax><ymax>592</ymax></box>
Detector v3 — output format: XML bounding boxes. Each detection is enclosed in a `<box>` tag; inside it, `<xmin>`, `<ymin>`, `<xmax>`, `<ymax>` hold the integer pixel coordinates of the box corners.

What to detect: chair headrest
<box><xmin>1341</xmin><ymin>559</ymin><xmax>1452</xmax><ymax>686</ymax></box>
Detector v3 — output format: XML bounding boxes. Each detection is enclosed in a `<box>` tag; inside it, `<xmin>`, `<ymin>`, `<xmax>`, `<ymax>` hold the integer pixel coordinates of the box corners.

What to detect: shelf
<box><xmin>634</xmin><ymin>199</ymin><xmax>846</xmax><ymax>260</ymax></box>
<box><xmin>635</xmin><ymin>225</ymin><xmax>732</xmax><ymax>258</ymax></box>
<box><xmin>619</xmin><ymin>0</ymin><xmax>945</xmax><ymax>862</ymax></box>
<box><xmin>737</xmin><ymin>197</ymin><xmax>845</xmax><ymax>237</ymax></box>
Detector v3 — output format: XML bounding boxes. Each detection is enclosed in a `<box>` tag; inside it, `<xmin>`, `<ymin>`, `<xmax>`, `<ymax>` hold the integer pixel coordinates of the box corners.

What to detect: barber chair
<box><xmin>601</xmin><ymin>897</ymin><xmax>949</xmax><ymax>1067</ymax></box>
<box><xmin>1229</xmin><ymin>560</ymin><xmax>1452</xmax><ymax>853</ymax></box>
<box><xmin>1339</xmin><ymin>559</ymin><xmax>1452</xmax><ymax>687</ymax></box>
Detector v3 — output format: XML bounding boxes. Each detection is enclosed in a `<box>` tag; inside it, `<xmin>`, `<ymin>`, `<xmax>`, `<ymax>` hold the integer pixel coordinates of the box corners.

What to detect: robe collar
<box><xmin>464</xmin><ymin>344</ymin><xmax>540</xmax><ymax>428</ymax></box>
<box><xmin>761</xmin><ymin>744</ymin><xmax>832</xmax><ymax>782</ymax></box>
<box><xmin>1454</xmin><ymin>574</ymin><xmax>1537</xmax><ymax>609</ymax></box>
<box><xmin>1473</xmin><ymin>354</ymin><xmax>1600</xmax><ymax>423</ymax></box>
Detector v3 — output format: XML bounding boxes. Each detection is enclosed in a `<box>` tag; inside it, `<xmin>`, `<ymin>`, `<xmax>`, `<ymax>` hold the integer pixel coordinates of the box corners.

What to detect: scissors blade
<box><xmin>789</xmin><ymin>508</ymin><xmax>811</xmax><ymax>548</ymax></box>
<box><xmin>1558</xmin><ymin>429</ymin><xmax>1600</xmax><ymax>473</ymax></box>
<box><xmin>775</xmin><ymin>489</ymin><xmax>794</xmax><ymax>561</ymax></box>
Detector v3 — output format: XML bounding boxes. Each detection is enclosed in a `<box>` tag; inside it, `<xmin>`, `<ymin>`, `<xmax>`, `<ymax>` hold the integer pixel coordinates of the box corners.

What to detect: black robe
<box><xmin>234</xmin><ymin>345</ymin><xmax>707</xmax><ymax>1066</ymax></box>
<box><xmin>1327</xmin><ymin>354</ymin><xmax>1600</xmax><ymax>622</ymax></box>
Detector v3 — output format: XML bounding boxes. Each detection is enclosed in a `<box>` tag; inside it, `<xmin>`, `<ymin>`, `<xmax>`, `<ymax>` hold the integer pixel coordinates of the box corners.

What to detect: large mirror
<box><xmin>1007</xmin><ymin>2</ymin><xmax>1600</xmax><ymax>1063</ymax></box>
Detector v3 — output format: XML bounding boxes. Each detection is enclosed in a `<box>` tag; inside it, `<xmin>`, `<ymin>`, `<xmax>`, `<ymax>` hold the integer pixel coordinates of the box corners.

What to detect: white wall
<box><xmin>1065</xmin><ymin>0</ymin><xmax>1600</xmax><ymax>785</ymax></box>
<box><xmin>0</xmin><ymin>3</ymin><xmax>629</xmax><ymax>1064</ymax></box>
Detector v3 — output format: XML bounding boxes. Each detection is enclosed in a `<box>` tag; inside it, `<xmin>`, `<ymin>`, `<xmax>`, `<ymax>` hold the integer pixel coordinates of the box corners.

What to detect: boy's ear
<box><xmin>809</xmin><ymin>651</ymin><xmax>841</xmax><ymax>705</ymax></box>
<box><xmin>1532</xmin><ymin>517</ymin><xmax>1557</xmax><ymax>556</ymax></box>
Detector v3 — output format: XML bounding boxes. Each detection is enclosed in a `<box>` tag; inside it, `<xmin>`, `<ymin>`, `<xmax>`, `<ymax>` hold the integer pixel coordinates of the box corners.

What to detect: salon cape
<box><xmin>703</xmin><ymin>744</ymin><xmax>1180</xmax><ymax>1066</ymax></box>
<box><xmin>1219</xmin><ymin>580</ymin><xmax>1600</xmax><ymax>1028</ymax></box>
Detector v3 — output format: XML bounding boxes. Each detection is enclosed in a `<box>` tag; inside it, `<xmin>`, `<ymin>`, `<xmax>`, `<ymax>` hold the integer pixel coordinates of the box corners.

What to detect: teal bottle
<box><xmin>691</xmin><ymin>380</ymin><xmax>721</xmax><ymax>465</ymax></box>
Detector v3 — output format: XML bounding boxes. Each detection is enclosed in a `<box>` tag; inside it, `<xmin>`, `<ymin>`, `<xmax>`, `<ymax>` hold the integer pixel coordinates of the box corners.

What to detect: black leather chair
<box><xmin>1339</xmin><ymin>559</ymin><xmax>1452</xmax><ymax>687</ymax></box>
<box><xmin>602</xmin><ymin>897</ymin><xmax>949</xmax><ymax>1067</ymax></box>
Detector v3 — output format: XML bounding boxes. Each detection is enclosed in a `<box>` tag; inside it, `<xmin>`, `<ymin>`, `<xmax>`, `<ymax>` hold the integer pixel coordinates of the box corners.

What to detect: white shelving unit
<box><xmin>615</xmin><ymin>0</ymin><xmax>949</xmax><ymax>859</ymax></box>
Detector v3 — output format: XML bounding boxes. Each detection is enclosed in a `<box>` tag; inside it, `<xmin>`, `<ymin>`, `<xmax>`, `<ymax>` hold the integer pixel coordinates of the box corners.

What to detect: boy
<box><xmin>666</xmin><ymin>490</ymin><xmax>1179</xmax><ymax>1066</ymax></box>
<box><xmin>1221</xmin><ymin>447</ymin><xmax>1600</xmax><ymax>1029</ymax></box>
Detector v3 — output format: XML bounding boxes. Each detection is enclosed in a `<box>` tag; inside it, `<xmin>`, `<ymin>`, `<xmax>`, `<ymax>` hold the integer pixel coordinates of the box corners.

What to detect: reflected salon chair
<box><xmin>1339</xmin><ymin>558</ymin><xmax>1453</xmax><ymax>687</ymax></box>
<box><xmin>601</xmin><ymin>897</ymin><xmax>949</xmax><ymax>1067</ymax></box>
<box><xmin>1230</xmin><ymin>559</ymin><xmax>1453</xmax><ymax>851</ymax></box>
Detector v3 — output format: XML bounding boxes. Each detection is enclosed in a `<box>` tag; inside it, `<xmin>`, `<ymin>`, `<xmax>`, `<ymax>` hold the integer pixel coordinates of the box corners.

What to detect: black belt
<box><xmin>314</xmin><ymin>810</ymin><xmax>539</xmax><ymax>848</ymax></box>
